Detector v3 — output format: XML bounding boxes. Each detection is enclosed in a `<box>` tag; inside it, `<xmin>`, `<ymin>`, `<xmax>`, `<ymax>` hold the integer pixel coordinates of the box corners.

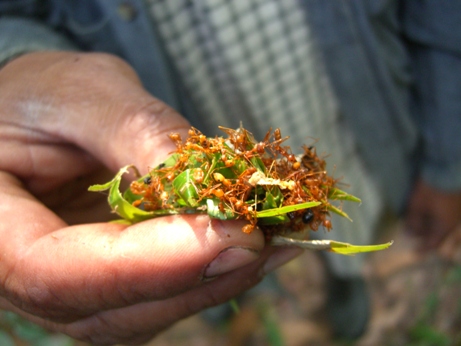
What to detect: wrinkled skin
<box><xmin>0</xmin><ymin>52</ymin><xmax>302</xmax><ymax>345</ymax></box>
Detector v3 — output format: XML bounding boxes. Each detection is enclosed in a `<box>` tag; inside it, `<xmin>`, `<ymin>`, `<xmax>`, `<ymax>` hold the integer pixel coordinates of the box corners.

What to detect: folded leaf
<box><xmin>270</xmin><ymin>236</ymin><xmax>393</xmax><ymax>255</ymax></box>
<box><xmin>89</xmin><ymin>165</ymin><xmax>178</xmax><ymax>223</ymax></box>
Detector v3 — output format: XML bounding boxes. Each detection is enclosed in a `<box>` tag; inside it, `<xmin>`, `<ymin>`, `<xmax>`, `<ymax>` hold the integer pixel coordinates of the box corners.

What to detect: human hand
<box><xmin>0</xmin><ymin>52</ymin><xmax>301</xmax><ymax>345</ymax></box>
<box><xmin>404</xmin><ymin>178</ymin><xmax>461</xmax><ymax>252</ymax></box>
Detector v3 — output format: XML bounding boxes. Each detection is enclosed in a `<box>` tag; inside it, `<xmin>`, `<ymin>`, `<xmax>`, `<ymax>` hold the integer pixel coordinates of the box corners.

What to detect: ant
<box><xmin>129</xmin><ymin>125</ymin><xmax>340</xmax><ymax>236</ymax></box>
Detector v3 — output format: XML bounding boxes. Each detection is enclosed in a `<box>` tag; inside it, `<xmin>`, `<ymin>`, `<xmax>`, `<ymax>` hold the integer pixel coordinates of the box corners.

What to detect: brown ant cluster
<box><xmin>129</xmin><ymin>126</ymin><xmax>339</xmax><ymax>238</ymax></box>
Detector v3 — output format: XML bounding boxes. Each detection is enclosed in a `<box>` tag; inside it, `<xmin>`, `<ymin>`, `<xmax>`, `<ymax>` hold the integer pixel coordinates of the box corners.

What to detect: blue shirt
<box><xmin>1</xmin><ymin>0</ymin><xmax>460</xmax><ymax>212</ymax></box>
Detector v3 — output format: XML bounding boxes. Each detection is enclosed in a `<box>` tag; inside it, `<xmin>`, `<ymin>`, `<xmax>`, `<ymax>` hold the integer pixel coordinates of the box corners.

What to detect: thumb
<box><xmin>8</xmin><ymin>214</ymin><xmax>265</xmax><ymax>321</ymax></box>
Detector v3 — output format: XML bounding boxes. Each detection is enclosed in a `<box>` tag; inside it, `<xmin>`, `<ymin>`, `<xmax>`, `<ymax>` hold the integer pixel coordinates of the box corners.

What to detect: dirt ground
<box><xmin>149</xmin><ymin>220</ymin><xmax>461</xmax><ymax>346</ymax></box>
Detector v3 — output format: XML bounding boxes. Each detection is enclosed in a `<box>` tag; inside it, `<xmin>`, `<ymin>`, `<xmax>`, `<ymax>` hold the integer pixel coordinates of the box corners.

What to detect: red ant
<box><xmin>130</xmin><ymin>125</ymin><xmax>339</xmax><ymax>235</ymax></box>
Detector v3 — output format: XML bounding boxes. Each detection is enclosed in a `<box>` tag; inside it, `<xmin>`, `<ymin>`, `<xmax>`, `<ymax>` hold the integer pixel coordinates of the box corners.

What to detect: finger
<box><xmin>0</xmin><ymin>127</ymin><xmax>103</xmax><ymax>195</ymax></box>
<box><xmin>64</xmin><ymin>248</ymin><xmax>275</xmax><ymax>345</ymax></box>
<box><xmin>0</xmin><ymin>51</ymin><xmax>190</xmax><ymax>178</ymax></box>
<box><xmin>1</xmin><ymin>246</ymin><xmax>302</xmax><ymax>345</ymax></box>
<box><xmin>1</xmin><ymin>173</ymin><xmax>265</xmax><ymax>320</ymax></box>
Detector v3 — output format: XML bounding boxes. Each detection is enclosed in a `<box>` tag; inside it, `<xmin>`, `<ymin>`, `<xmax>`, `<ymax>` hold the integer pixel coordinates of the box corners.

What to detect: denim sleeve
<box><xmin>402</xmin><ymin>1</ymin><xmax>461</xmax><ymax>190</ymax></box>
<box><xmin>0</xmin><ymin>17</ymin><xmax>78</xmax><ymax>67</ymax></box>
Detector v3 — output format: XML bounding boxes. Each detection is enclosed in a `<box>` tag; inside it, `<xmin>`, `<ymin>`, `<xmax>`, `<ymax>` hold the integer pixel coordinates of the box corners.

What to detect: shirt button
<box><xmin>118</xmin><ymin>2</ymin><xmax>138</xmax><ymax>22</ymax></box>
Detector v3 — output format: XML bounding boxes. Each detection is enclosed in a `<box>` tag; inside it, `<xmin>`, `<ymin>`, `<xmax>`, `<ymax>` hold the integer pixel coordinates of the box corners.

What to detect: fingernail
<box><xmin>204</xmin><ymin>247</ymin><xmax>260</xmax><ymax>279</ymax></box>
<box><xmin>263</xmin><ymin>247</ymin><xmax>303</xmax><ymax>274</ymax></box>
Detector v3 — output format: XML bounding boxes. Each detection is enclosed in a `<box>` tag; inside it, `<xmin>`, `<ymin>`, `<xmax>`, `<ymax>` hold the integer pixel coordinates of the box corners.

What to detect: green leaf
<box><xmin>206</xmin><ymin>198</ymin><xmax>235</xmax><ymax>220</ymax></box>
<box><xmin>328</xmin><ymin>187</ymin><xmax>362</xmax><ymax>203</ymax></box>
<box><xmin>256</xmin><ymin>201</ymin><xmax>321</xmax><ymax>218</ymax></box>
<box><xmin>327</xmin><ymin>204</ymin><xmax>352</xmax><ymax>221</ymax></box>
<box><xmin>257</xmin><ymin>215</ymin><xmax>289</xmax><ymax>225</ymax></box>
<box><xmin>229</xmin><ymin>299</ymin><xmax>240</xmax><ymax>314</ymax></box>
<box><xmin>163</xmin><ymin>153</ymin><xmax>181</xmax><ymax>167</ymax></box>
<box><xmin>172</xmin><ymin>168</ymin><xmax>201</xmax><ymax>207</ymax></box>
<box><xmin>270</xmin><ymin>236</ymin><xmax>393</xmax><ymax>255</ymax></box>
<box><xmin>232</xmin><ymin>153</ymin><xmax>250</xmax><ymax>174</ymax></box>
<box><xmin>89</xmin><ymin>165</ymin><xmax>177</xmax><ymax>224</ymax></box>
<box><xmin>250</xmin><ymin>155</ymin><xmax>266</xmax><ymax>173</ymax></box>
<box><xmin>262</xmin><ymin>188</ymin><xmax>282</xmax><ymax>210</ymax></box>
<box><xmin>329</xmin><ymin>240</ymin><xmax>393</xmax><ymax>255</ymax></box>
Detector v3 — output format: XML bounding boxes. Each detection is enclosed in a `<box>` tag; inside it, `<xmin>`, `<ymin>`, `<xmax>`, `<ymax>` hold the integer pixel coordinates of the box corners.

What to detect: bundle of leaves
<box><xmin>90</xmin><ymin>126</ymin><xmax>391</xmax><ymax>254</ymax></box>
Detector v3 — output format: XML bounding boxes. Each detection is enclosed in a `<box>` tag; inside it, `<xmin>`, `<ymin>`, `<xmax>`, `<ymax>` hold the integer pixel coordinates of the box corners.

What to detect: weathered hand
<box><xmin>0</xmin><ymin>52</ymin><xmax>301</xmax><ymax>345</ymax></box>
<box><xmin>405</xmin><ymin>178</ymin><xmax>461</xmax><ymax>252</ymax></box>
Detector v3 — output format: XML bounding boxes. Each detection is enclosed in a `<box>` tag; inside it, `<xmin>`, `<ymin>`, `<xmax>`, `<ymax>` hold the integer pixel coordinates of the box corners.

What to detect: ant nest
<box><xmin>129</xmin><ymin>125</ymin><xmax>351</xmax><ymax>239</ymax></box>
